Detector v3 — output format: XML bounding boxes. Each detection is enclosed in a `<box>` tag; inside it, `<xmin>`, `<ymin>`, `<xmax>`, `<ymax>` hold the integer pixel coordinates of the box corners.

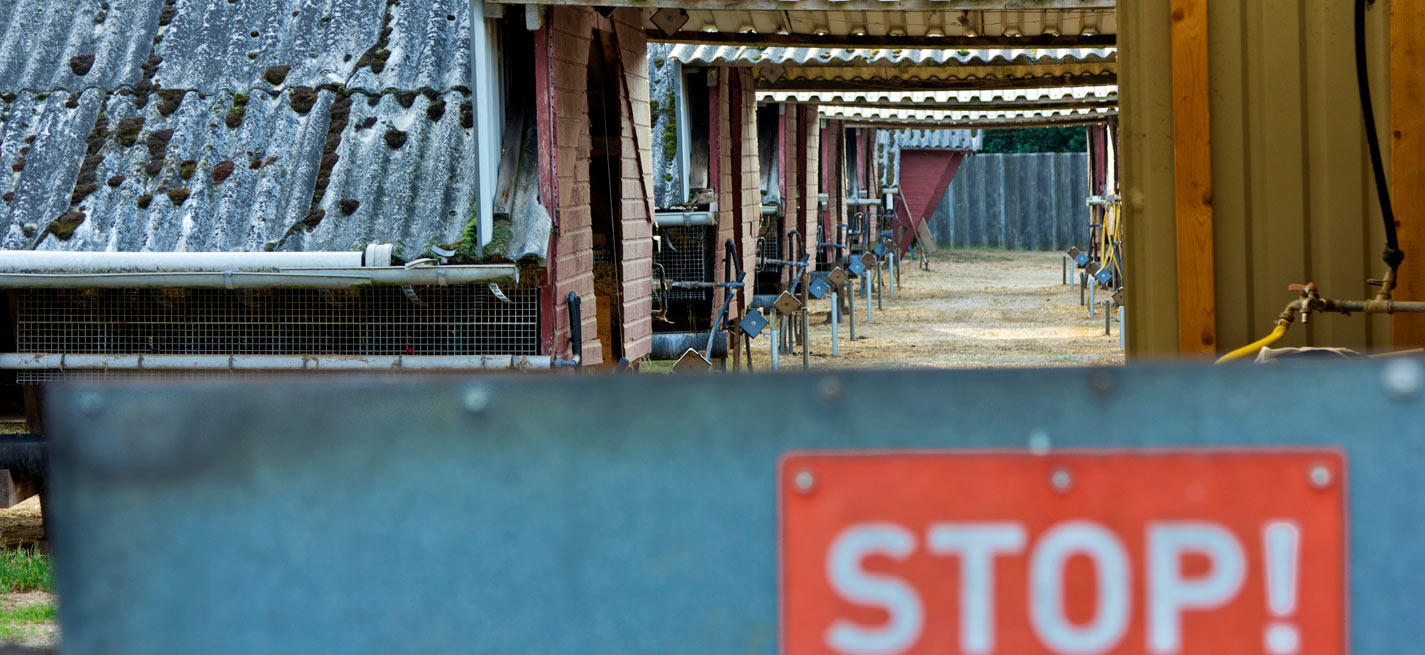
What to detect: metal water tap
<box><xmin>1287</xmin><ymin>283</ymin><xmax>1320</xmax><ymax>323</ymax></box>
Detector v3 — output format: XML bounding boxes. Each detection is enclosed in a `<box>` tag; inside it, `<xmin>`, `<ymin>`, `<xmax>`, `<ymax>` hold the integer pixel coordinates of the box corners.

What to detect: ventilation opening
<box><xmin>11</xmin><ymin>285</ymin><xmax>539</xmax><ymax>382</ymax></box>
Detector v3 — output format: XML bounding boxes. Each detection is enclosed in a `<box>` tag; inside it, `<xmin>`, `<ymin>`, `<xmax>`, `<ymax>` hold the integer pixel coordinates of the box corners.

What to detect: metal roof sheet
<box><xmin>0</xmin><ymin>0</ymin><xmax>163</xmax><ymax>92</ymax></box>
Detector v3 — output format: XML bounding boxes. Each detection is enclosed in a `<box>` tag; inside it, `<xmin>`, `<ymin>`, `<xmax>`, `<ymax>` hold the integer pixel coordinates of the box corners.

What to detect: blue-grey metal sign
<box><xmin>45</xmin><ymin>361</ymin><xmax>1425</xmax><ymax>654</ymax></box>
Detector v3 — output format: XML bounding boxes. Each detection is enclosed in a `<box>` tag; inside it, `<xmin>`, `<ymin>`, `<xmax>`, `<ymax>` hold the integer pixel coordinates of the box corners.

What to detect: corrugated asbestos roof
<box><xmin>0</xmin><ymin>0</ymin><xmax>163</xmax><ymax>93</ymax></box>
<box><xmin>823</xmin><ymin>104</ymin><xmax>1117</xmax><ymax>127</ymax></box>
<box><xmin>758</xmin><ymin>85</ymin><xmax>1118</xmax><ymax>109</ymax></box>
<box><xmin>886</xmin><ymin>129</ymin><xmax>982</xmax><ymax>151</ymax></box>
<box><xmin>668</xmin><ymin>46</ymin><xmax>1113</xmax><ymax>68</ymax></box>
<box><xmin>668</xmin><ymin>45</ymin><xmax>1116</xmax><ymax>91</ymax></box>
<box><xmin>642</xmin><ymin>7</ymin><xmax>1117</xmax><ymax>41</ymax></box>
<box><xmin>0</xmin><ymin>0</ymin><xmax>482</xmax><ymax>260</ymax></box>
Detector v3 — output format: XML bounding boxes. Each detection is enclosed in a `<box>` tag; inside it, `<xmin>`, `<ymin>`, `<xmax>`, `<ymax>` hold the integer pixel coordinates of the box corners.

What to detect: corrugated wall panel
<box><xmin>1122</xmin><ymin>0</ymin><xmax>1390</xmax><ymax>357</ymax></box>
<box><xmin>930</xmin><ymin>153</ymin><xmax>1089</xmax><ymax>252</ymax></box>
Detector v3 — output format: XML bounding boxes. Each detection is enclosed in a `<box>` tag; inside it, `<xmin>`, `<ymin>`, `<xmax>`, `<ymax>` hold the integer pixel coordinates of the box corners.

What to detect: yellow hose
<box><xmin>1215</xmin><ymin>321</ymin><xmax>1290</xmax><ymax>364</ymax></box>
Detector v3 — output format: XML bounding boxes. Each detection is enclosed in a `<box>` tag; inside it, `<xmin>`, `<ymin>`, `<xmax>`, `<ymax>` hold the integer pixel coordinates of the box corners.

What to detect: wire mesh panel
<box><xmin>655</xmin><ymin>226</ymin><xmax>711</xmax><ymax>301</ymax></box>
<box><xmin>14</xmin><ymin>285</ymin><xmax>539</xmax><ymax>383</ymax></box>
<box><xmin>758</xmin><ymin>215</ymin><xmax>781</xmax><ymax>271</ymax></box>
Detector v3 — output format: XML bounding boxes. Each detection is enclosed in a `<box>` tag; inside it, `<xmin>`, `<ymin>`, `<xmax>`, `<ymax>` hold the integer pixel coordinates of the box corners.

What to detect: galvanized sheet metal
<box><xmin>44</xmin><ymin>362</ymin><xmax>1425</xmax><ymax>654</ymax></box>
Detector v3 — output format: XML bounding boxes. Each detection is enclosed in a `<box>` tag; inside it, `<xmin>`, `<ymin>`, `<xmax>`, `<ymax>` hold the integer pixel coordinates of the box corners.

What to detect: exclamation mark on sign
<box><xmin>1263</xmin><ymin>521</ymin><xmax>1301</xmax><ymax>655</ymax></box>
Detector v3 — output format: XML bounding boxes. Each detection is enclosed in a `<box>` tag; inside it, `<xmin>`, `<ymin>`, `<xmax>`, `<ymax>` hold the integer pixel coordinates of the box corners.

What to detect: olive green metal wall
<box><xmin>1121</xmin><ymin>0</ymin><xmax>1392</xmax><ymax>358</ymax></box>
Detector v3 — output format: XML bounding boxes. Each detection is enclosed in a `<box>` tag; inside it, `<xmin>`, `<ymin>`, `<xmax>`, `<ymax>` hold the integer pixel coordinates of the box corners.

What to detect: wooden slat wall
<box><xmin>1123</xmin><ymin>0</ymin><xmax>1391</xmax><ymax>357</ymax></box>
<box><xmin>1393</xmin><ymin>0</ymin><xmax>1425</xmax><ymax>347</ymax></box>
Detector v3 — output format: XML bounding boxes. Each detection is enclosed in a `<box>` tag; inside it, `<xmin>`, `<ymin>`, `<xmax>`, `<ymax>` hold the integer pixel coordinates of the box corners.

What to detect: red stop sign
<box><xmin>780</xmin><ymin>451</ymin><xmax>1345</xmax><ymax>655</ymax></box>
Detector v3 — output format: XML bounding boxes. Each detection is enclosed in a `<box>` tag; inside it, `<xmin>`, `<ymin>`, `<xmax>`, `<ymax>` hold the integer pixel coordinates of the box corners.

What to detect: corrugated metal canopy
<box><xmin>821</xmin><ymin>104</ymin><xmax>1116</xmax><ymax>128</ymax></box>
<box><xmin>668</xmin><ymin>45</ymin><xmax>1116</xmax><ymax>91</ymax></box>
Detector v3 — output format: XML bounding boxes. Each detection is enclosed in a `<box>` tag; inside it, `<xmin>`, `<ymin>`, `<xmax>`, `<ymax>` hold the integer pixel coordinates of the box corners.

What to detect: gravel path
<box><xmin>747</xmin><ymin>249</ymin><xmax>1125</xmax><ymax>370</ymax></box>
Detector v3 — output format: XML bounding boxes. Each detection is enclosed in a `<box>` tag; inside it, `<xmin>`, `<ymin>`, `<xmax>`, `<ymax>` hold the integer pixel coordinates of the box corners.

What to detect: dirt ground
<box><xmin>746</xmin><ymin>249</ymin><xmax>1125</xmax><ymax>370</ymax></box>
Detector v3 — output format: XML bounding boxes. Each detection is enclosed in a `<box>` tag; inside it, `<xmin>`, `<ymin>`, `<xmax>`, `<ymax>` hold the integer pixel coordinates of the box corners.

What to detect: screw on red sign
<box><xmin>780</xmin><ymin>452</ymin><xmax>1344</xmax><ymax>655</ymax></box>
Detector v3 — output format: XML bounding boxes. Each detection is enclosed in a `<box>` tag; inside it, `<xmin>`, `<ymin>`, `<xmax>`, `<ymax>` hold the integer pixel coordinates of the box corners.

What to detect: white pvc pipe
<box><xmin>830</xmin><ymin>291</ymin><xmax>840</xmax><ymax>357</ymax></box>
<box><xmin>654</xmin><ymin>211</ymin><xmax>716</xmax><ymax>227</ymax></box>
<box><xmin>0</xmin><ymin>265</ymin><xmax>519</xmax><ymax>289</ymax></box>
<box><xmin>0</xmin><ymin>353</ymin><xmax>551</xmax><ymax>371</ymax></box>
<box><xmin>0</xmin><ymin>249</ymin><xmax>375</xmax><ymax>273</ymax></box>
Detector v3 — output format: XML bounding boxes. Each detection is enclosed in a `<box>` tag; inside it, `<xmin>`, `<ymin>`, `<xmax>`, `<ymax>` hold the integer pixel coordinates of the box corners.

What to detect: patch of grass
<box><xmin>640</xmin><ymin>360</ymin><xmax>676</xmax><ymax>374</ymax></box>
<box><xmin>0</xmin><ymin>547</ymin><xmax>52</xmax><ymax>593</ymax></box>
<box><xmin>0</xmin><ymin>602</ymin><xmax>55</xmax><ymax>643</ymax></box>
<box><xmin>0</xmin><ymin>604</ymin><xmax>53</xmax><ymax>624</ymax></box>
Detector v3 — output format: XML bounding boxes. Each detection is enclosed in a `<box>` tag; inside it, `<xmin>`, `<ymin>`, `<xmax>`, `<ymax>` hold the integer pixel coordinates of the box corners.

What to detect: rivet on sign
<box><xmin>818</xmin><ymin>377</ymin><xmax>843</xmax><ymax>403</ymax></box>
<box><xmin>793</xmin><ymin>470</ymin><xmax>816</xmax><ymax>494</ymax></box>
<box><xmin>1050</xmin><ymin>468</ymin><xmax>1073</xmax><ymax>493</ymax></box>
<box><xmin>462</xmin><ymin>386</ymin><xmax>490</xmax><ymax>414</ymax></box>
<box><xmin>77</xmin><ymin>391</ymin><xmax>102</xmax><ymax>417</ymax></box>
<box><xmin>1381</xmin><ymin>359</ymin><xmax>1424</xmax><ymax>401</ymax></box>
<box><xmin>1308</xmin><ymin>465</ymin><xmax>1333</xmax><ymax>490</ymax></box>
<box><xmin>1089</xmin><ymin>371</ymin><xmax>1114</xmax><ymax>395</ymax></box>
<box><xmin>1028</xmin><ymin>429</ymin><xmax>1051</xmax><ymax>455</ymax></box>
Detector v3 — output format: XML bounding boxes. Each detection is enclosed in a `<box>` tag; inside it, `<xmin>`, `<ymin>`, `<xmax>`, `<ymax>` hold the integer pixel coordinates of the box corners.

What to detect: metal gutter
<box><xmin>0</xmin><ymin>353</ymin><xmax>552</xmax><ymax>371</ymax></box>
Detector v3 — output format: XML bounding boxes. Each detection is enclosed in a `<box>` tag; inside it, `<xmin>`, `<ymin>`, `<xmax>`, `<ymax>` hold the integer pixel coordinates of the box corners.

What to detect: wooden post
<box><xmin>1170</xmin><ymin>0</ymin><xmax>1217</xmax><ymax>356</ymax></box>
<box><xmin>1393</xmin><ymin>0</ymin><xmax>1425</xmax><ymax>347</ymax></box>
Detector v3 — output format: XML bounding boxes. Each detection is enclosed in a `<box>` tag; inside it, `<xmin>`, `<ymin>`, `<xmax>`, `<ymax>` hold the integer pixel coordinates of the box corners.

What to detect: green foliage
<box><xmin>980</xmin><ymin>127</ymin><xmax>1088</xmax><ymax>154</ymax></box>
<box><xmin>0</xmin><ymin>547</ymin><xmax>51</xmax><ymax>593</ymax></box>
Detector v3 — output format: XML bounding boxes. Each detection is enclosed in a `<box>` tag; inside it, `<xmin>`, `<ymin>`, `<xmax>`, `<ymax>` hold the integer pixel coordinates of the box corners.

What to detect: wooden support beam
<box><xmin>1393</xmin><ymin>0</ymin><xmax>1425</xmax><ymax>347</ymax></box>
<box><xmin>1170</xmin><ymin>0</ymin><xmax>1216</xmax><ymax>356</ymax></box>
